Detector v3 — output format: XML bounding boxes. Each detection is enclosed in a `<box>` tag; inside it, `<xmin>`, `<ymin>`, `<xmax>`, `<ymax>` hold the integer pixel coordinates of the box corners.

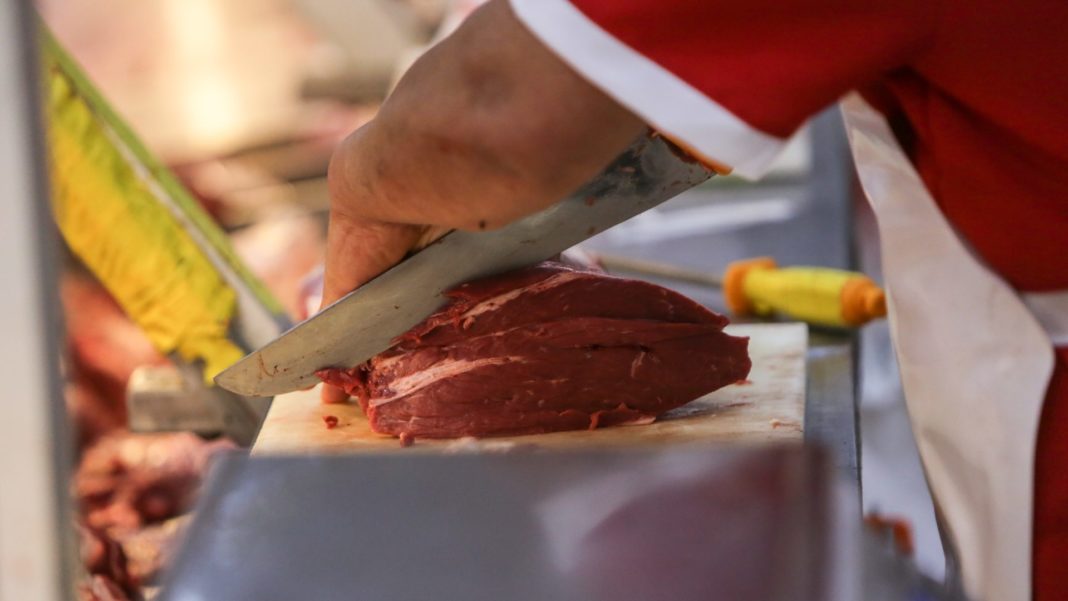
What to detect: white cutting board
<box><xmin>252</xmin><ymin>323</ymin><xmax>806</xmax><ymax>454</ymax></box>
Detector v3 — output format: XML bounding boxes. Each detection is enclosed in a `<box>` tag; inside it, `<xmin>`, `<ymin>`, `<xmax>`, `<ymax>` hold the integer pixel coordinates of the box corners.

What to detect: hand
<box><xmin>317</xmin><ymin>129</ymin><xmax>448</xmax><ymax>402</ymax></box>
<box><xmin>317</xmin><ymin>216</ymin><xmax>449</xmax><ymax>401</ymax></box>
<box><xmin>317</xmin><ymin>0</ymin><xmax>644</xmax><ymax>402</ymax></box>
<box><xmin>319</xmin><ymin>214</ymin><xmax>431</xmax><ymax>310</ymax></box>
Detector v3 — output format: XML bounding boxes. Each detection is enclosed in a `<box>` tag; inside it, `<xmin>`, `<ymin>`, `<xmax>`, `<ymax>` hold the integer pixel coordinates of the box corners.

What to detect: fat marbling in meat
<box><xmin>319</xmin><ymin>261</ymin><xmax>751</xmax><ymax>438</ymax></box>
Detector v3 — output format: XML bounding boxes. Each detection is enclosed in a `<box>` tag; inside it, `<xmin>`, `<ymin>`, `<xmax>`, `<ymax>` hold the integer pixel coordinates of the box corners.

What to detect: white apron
<box><xmin>840</xmin><ymin>93</ymin><xmax>1059</xmax><ymax>601</ymax></box>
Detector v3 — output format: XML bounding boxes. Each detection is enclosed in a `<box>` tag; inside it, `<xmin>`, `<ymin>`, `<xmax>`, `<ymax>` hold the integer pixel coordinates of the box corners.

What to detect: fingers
<box><xmin>320</xmin><ymin>214</ymin><xmax>424</xmax><ymax>309</ymax></box>
<box><xmin>319</xmin><ymin>217</ymin><xmax>415</xmax><ymax>405</ymax></box>
<box><xmin>318</xmin><ymin>126</ymin><xmax>427</xmax><ymax>403</ymax></box>
<box><xmin>321</xmin><ymin>122</ymin><xmax>431</xmax><ymax>308</ymax></box>
<box><xmin>321</xmin><ymin>383</ymin><xmax>350</xmax><ymax>404</ymax></box>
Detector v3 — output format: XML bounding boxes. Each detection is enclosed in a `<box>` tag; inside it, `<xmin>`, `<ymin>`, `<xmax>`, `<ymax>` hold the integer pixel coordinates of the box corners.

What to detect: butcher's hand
<box><xmin>319</xmin><ymin>0</ymin><xmax>644</xmax><ymax>402</ymax></box>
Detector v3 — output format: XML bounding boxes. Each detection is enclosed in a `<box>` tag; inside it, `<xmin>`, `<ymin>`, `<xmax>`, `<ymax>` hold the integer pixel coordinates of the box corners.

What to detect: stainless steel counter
<box><xmin>165</xmin><ymin>446</ymin><xmax>849</xmax><ymax>601</ymax></box>
<box><xmin>162</xmin><ymin>446</ymin><xmax>956</xmax><ymax>600</ymax></box>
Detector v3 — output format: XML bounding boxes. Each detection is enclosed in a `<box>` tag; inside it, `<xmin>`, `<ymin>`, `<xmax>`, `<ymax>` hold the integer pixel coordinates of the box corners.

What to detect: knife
<box><xmin>214</xmin><ymin>134</ymin><xmax>713</xmax><ymax>397</ymax></box>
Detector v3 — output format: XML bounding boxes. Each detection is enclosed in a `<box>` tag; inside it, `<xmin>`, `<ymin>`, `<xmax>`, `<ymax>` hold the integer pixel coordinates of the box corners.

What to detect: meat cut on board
<box><xmin>319</xmin><ymin>262</ymin><xmax>751</xmax><ymax>438</ymax></box>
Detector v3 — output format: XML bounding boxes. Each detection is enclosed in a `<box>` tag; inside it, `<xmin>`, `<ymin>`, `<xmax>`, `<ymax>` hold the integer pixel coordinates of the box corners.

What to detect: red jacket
<box><xmin>509</xmin><ymin>0</ymin><xmax>1068</xmax><ymax>597</ymax></box>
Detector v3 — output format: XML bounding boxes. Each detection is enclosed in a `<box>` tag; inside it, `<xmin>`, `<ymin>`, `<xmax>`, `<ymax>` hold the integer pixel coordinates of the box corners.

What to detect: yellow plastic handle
<box><xmin>724</xmin><ymin>258</ymin><xmax>886</xmax><ymax>327</ymax></box>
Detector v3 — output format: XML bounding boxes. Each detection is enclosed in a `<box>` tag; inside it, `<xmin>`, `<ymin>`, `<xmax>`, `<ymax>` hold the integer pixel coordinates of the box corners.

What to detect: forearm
<box><xmin>327</xmin><ymin>0</ymin><xmax>644</xmax><ymax>231</ymax></box>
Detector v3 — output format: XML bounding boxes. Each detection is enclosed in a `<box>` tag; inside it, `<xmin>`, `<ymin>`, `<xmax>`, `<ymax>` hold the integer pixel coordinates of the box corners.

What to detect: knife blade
<box><xmin>214</xmin><ymin>134</ymin><xmax>713</xmax><ymax>397</ymax></box>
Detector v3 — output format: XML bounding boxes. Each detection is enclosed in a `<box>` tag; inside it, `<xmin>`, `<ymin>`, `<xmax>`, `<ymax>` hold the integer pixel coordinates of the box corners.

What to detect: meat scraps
<box><xmin>74</xmin><ymin>432</ymin><xmax>233</xmax><ymax>596</ymax></box>
<box><xmin>78</xmin><ymin>574</ymin><xmax>130</xmax><ymax>601</ymax></box>
<box><xmin>76</xmin><ymin>432</ymin><xmax>233</xmax><ymax>532</ymax></box>
<box><xmin>62</xmin><ymin>272</ymin><xmax>167</xmax><ymax>448</ymax></box>
<box><xmin>319</xmin><ymin>261</ymin><xmax>751</xmax><ymax>438</ymax></box>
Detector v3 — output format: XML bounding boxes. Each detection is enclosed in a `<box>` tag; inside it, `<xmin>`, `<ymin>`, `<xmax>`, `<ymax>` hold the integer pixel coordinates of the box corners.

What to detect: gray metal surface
<box><xmin>801</xmin><ymin>110</ymin><xmax>861</xmax><ymax>494</ymax></box>
<box><xmin>126</xmin><ymin>364</ymin><xmax>269</xmax><ymax>447</ymax></box>
<box><xmin>216</xmin><ymin>135</ymin><xmax>712</xmax><ymax>397</ymax></box>
<box><xmin>805</xmin><ymin>334</ymin><xmax>859</xmax><ymax>489</ymax></box>
<box><xmin>161</xmin><ymin>447</ymin><xmax>962</xmax><ymax>601</ymax></box>
<box><xmin>127</xmin><ymin>365</ymin><xmax>226</xmax><ymax>434</ymax></box>
<box><xmin>163</xmin><ymin>446</ymin><xmax>844</xmax><ymax>601</ymax></box>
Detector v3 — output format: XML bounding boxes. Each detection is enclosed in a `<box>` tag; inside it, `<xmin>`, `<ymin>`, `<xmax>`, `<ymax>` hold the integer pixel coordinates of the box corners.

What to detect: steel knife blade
<box><xmin>214</xmin><ymin>134</ymin><xmax>712</xmax><ymax>397</ymax></box>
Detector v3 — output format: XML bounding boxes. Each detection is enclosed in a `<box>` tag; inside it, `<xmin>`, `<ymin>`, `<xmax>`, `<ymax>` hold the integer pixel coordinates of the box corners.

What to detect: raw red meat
<box><xmin>78</xmin><ymin>575</ymin><xmax>130</xmax><ymax>601</ymax></box>
<box><xmin>62</xmin><ymin>273</ymin><xmax>167</xmax><ymax>447</ymax></box>
<box><xmin>78</xmin><ymin>523</ymin><xmax>129</xmax><ymax>591</ymax></box>
<box><xmin>117</xmin><ymin>516</ymin><xmax>189</xmax><ymax>586</ymax></box>
<box><xmin>76</xmin><ymin>432</ymin><xmax>234</xmax><ymax>533</ymax></box>
<box><xmin>319</xmin><ymin>262</ymin><xmax>750</xmax><ymax>438</ymax></box>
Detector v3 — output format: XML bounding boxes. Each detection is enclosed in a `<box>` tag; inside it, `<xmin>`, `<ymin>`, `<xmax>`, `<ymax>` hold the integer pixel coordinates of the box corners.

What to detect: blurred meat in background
<box><xmin>63</xmin><ymin>267</ymin><xmax>238</xmax><ymax>599</ymax></box>
<box><xmin>38</xmin><ymin>1</ymin><xmax>458</xmax><ymax>596</ymax></box>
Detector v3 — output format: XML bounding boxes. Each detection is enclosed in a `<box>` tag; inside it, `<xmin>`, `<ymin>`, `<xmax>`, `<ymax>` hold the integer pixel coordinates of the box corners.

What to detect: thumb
<box><xmin>320</xmin><ymin>214</ymin><xmax>424</xmax><ymax>310</ymax></box>
<box><xmin>318</xmin><ymin>214</ymin><xmax>422</xmax><ymax>405</ymax></box>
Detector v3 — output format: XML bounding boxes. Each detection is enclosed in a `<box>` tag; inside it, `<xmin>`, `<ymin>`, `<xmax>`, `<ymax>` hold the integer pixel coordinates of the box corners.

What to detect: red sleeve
<box><xmin>510</xmin><ymin>0</ymin><xmax>935</xmax><ymax>178</ymax></box>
